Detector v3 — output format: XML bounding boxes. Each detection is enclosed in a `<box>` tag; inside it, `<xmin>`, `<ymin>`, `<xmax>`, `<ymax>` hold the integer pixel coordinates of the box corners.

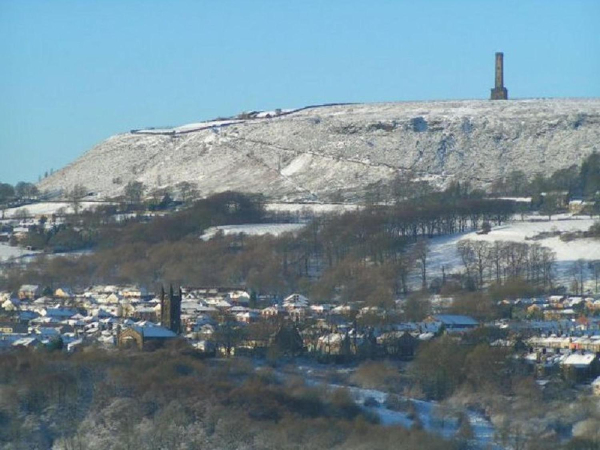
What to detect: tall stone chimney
<box><xmin>490</xmin><ymin>52</ymin><xmax>508</xmax><ymax>100</ymax></box>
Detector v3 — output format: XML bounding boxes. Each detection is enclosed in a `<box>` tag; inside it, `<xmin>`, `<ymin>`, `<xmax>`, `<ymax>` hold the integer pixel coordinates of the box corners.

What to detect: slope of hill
<box><xmin>39</xmin><ymin>98</ymin><xmax>600</xmax><ymax>201</ymax></box>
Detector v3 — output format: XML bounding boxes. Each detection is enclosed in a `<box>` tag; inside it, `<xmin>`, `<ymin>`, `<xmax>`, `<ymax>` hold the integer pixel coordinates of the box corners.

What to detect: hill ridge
<box><xmin>39</xmin><ymin>98</ymin><xmax>600</xmax><ymax>202</ymax></box>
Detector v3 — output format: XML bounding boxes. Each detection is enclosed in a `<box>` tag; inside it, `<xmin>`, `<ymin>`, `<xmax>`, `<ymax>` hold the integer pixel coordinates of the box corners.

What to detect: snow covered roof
<box><xmin>43</xmin><ymin>307</ymin><xmax>78</xmax><ymax>318</ymax></box>
<box><xmin>19</xmin><ymin>284</ymin><xmax>39</xmax><ymax>292</ymax></box>
<box><xmin>562</xmin><ymin>353</ymin><xmax>597</xmax><ymax>367</ymax></box>
<box><xmin>431</xmin><ymin>315</ymin><xmax>478</xmax><ymax>327</ymax></box>
<box><xmin>196</xmin><ymin>305</ymin><xmax>218</xmax><ymax>313</ymax></box>
<box><xmin>130</xmin><ymin>322</ymin><xmax>177</xmax><ymax>338</ymax></box>
<box><xmin>214</xmin><ymin>300</ymin><xmax>231</xmax><ymax>308</ymax></box>
<box><xmin>284</xmin><ymin>293</ymin><xmax>309</xmax><ymax>306</ymax></box>
<box><xmin>318</xmin><ymin>333</ymin><xmax>345</xmax><ymax>344</ymax></box>
<box><xmin>12</xmin><ymin>337</ymin><xmax>39</xmax><ymax>347</ymax></box>
<box><xmin>331</xmin><ymin>304</ymin><xmax>354</xmax><ymax>314</ymax></box>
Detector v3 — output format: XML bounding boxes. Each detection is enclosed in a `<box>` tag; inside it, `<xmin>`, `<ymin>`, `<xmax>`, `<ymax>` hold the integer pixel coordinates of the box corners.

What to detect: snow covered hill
<box><xmin>39</xmin><ymin>98</ymin><xmax>600</xmax><ymax>202</ymax></box>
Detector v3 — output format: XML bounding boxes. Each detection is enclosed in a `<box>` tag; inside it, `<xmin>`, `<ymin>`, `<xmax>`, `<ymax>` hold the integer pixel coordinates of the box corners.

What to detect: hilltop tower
<box><xmin>490</xmin><ymin>52</ymin><xmax>508</xmax><ymax>100</ymax></box>
<box><xmin>160</xmin><ymin>285</ymin><xmax>182</xmax><ymax>334</ymax></box>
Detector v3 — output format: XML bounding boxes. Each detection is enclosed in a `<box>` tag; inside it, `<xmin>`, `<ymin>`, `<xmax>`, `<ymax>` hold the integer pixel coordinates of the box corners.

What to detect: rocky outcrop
<box><xmin>39</xmin><ymin>99</ymin><xmax>600</xmax><ymax>201</ymax></box>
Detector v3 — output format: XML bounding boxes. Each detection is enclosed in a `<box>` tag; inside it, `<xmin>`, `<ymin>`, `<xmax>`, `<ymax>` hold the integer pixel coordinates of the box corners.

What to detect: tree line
<box><xmin>491</xmin><ymin>151</ymin><xmax>600</xmax><ymax>201</ymax></box>
<box><xmin>457</xmin><ymin>240</ymin><xmax>556</xmax><ymax>291</ymax></box>
<box><xmin>1</xmin><ymin>188</ymin><xmax>517</xmax><ymax>304</ymax></box>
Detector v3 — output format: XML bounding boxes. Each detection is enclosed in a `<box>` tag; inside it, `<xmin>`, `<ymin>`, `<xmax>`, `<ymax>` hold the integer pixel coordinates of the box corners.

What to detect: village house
<box><xmin>568</xmin><ymin>199</ymin><xmax>594</xmax><ymax>214</ymax></box>
<box><xmin>377</xmin><ymin>330</ymin><xmax>420</xmax><ymax>360</ymax></box>
<box><xmin>310</xmin><ymin>303</ymin><xmax>333</xmax><ymax>315</ymax></box>
<box><xmin>41</xmin><ymin>307</ymin><xmax>79</xmax><ymax>321</ymax></box>
<box><xmin>235</xmin><ymin>310</ymin><xmax>260</xmax><ymax>323</ymax></box>
<box><xmin>316</xmin><ymin>332</ymin><xmax>351</xmax><ymax>358</ymax></box>
<box><xmin>426</xmin><ymin>314</ymin><xmax>478</xmax><ymax>332</ymax></box>
<box><xmin>12</xmin><ymin>337</ymin><xmax>40</xmax><ymax>349</ymax></box>
<box><xmin>117</xmin><ymin>322</ymin><xmax>178</xmax><ymax>350</ymax></box>
<box><xmin>54</xmin><ymin>287</ymin><xmax>74</xmax><ymax>298</ymax></box>
<box><xmin>330</xmin><ymin>304</ymin><xmax>355</xmax><ymax>316</ymax></box>
<box><xmin>283</xmin><ymin>293</ymin><xmax>310</xmax><ymax>310</ymax></box>
<box><xmin>0</xmin><ymin>321</ymin><xmax>28</xmax><ymax>334</ymax></box>
<box><xmin>1</xmin><ymin>297</ymin><xmax>20</xmax><ymax>312</ymax></box>
<box><xmin>561</xmin><ymin>352</ymin><xmax>600</xmax><ymax>383</ymax></box>
<box><xmin>133</xmin><ymin>304</ymin><xmax>159</xmax><ymax>321</ymax></box>
<box><xmin>120</xmin><ymin>286</ymin><xmax>148</xmax><ymax>299</ymax></box>
<box><xmin>261</xmin><ymin>305</ymin><xmax>285</xmax><ymax>318</ymax></box>
<box><xmin>18</xmin><ymin>284</ymin><xmax>40</xmax><ymax>300</ymax></box>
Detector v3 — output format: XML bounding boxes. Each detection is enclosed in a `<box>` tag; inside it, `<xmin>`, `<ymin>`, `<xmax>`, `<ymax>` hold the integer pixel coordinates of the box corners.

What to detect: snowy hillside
<box><xmin>39</xmin><ymin>99</ymin><xmax>600</xmax><ymax>202</ymax></box>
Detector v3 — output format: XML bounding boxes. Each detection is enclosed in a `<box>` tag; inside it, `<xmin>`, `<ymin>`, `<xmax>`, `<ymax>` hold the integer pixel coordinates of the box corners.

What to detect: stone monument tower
<box><xmin>490</xmin><ymin>52</ymin><xmax>508</xmax><ymax>100</ymax></box>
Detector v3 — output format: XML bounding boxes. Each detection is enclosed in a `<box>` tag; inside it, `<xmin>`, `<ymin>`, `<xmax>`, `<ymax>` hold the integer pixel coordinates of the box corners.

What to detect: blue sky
<box><xmin>1</xmin><ymin>0</ymin><xmax>598</xmax><ymax>185</ymax></box>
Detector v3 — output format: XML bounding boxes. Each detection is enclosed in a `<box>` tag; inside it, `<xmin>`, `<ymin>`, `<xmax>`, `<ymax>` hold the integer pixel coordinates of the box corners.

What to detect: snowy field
<box><xmin>428</xmin><ymin>214</ymin><xmax>600</xmax><ymax>285</ymax></box>
<box><xmin>2</xmin><ymin>202</ymin><xmax>109</xmax><ymax>219</ymax></box>
<box><xmin>0</xmin><ymin>243</ymin><xmax>38</xmax><ymax>262</ymax></box>
<box><xmin>265</xmin><ymin>202</ymin><xmax>362</xmax><ymax>215</ymax></box>
<box><xmin>201</xmin><ymin>223</ymin><xmax>306</xmax><ymax>240</ymax></box>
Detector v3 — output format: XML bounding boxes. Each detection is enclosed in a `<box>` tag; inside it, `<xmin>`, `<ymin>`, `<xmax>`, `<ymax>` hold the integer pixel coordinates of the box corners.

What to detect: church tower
<box><xmin>490</xmin><ymin>52</ymin><xmax>508</xmax><ymax>100</ymax></box>
<box><xmin>160</xmin><ymin>285</ymin><xmax>182</xmax><ymax>334</ymax></box>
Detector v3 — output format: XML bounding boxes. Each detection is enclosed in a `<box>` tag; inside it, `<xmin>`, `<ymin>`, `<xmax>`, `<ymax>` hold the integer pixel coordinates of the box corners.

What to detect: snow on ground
<box><xmin>265</xmin><ymin>202</ymin><xmax>362</xmax><ymax>214</ymax></box>
<box><xmin>332</xmin><ymin>383</ymin><xmax>498</xmax><ymax>448</ymax></box>
<box><xmin>428</xmin><ymin>214</ymin><xmax>600</xmax><ymax>285</ymax></box>
<box><xmin>281</xmin><ymin>154</ymin><xmax>313</xmax><ymax>177</ymax></box>
<box><xmin>131</xmin><ymin>119</ymin><xmax>243</xmax><ymax>134</ymax></box>
<box><xmin>2</xmin><ymin>202</ymin><xmax>108</xmax><ymax>218</ymax></box>
<box><xmin>41</xmin><ymin>99</ymin><xmax>600</xmax><ymax>202</ymax></box>
<box><xmin>201</xmin><ymin>223</ymin><xmax>306</xmax><ymax>240</ymax></box>
<box><xmin>496</xmin><ymin>197</ymin><xmax>533</xmax><ymax>203</ymax></box>
<box><xmin>0</xmin><ymin>243</ymin><xmax>38</xmax><ymax>261</ymax></box>
<box><xmin>133</xmin><ymin>109</ymin><xmax>301</xmax><ymax>135</ymax></box>
<box><xmin>291</xmin><ymin>363</ymin><xmax>497</xmax><ymax>448</ymax></box>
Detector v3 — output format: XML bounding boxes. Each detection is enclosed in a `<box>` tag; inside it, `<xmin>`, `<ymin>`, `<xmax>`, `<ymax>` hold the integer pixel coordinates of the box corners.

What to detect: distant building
<box><xmin>54</xmin><ymin>287</ymin><xmax>74</xmax><ymax>298</ymax></box>
<box><xmin>117</xmin><ymin>322</ymin><xmax>178</xmax><ymax>350</ymax></box>
<box><xmin>0</xmin><ymin>321</ymin><xmax>28</xmax><ymax>334</ymax></box>
<box><xmin>568</xmin><ymin>199</ymin><xmax>594</xmax><ymax>214</ymax></box>
<box><xmin>18</xmin><ymin>285</ymin><xmax>40</xmax><ymax>300</ymax></box>
<box><xmin>561</xmin><ymin>352</ymin><xmax>600</xmax><ymax>383</ymax></box>
<box><xmin>426</xmin><ymin>314</ymin><xmax>478</xmax><ymax>332</ymax></box>
<box><xmin>160</xmin><ymin>285</ymin><xmax>182</xmax><ymax>334</ymax></box>
<box><xmin>378</xmin><ymin>330</ymin><xmax>419</xmax><ymax>360</ymax></box>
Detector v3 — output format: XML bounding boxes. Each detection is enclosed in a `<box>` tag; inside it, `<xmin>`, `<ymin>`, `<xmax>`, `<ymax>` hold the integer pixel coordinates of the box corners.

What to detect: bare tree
<box><xmin>589</xmin><ymin>261</ymin><xmax>600</xmax><ymax>293</ymax></box>
<box><xmin>457</xmin><ymin>239</ymin><xmax>476</xmax><ymax>286</ymax></box>
<box><xmin>124</xmin><ymin>181</ymin><xmax>145</xmax><ymax>208</ymax></box>
<box><xmin>14</xmin><ymin>181</ymin><xmax>39</xmax><ymax>199</ymax></box>
<box><xmin>414</xmin><ymin>238</ymin><xmax>429</xmax><ymax>290</ymax></box>
<box><xmin>176</xmin><ymin>181</ymin><xmax>199</xmax><ymax>204</ymax></box>
<box><xmin>471</xmin><ymin>241</ymin><xmax>491</xmax><ymax>289</ymax></box>
<box><xmin>569</xmin><ymin>259</ymin><xmax>587</xmax><ymax>295</ymax></box>
<box><xmin>68</xmin><ymin>184</ymin><xmax>88</xmax><ymax>216</ymax></box>
<box><xmin>539</xmin><ymin>247</ymin><xmax>556</xmax><ymax>289</ymax></box>
<box><xmin>540</xmin><ymin>193</ymin><xmax>561</xmax><ymax>220</ymax></box>
<box><xmin>15</xmin><ymin>208</ymin><xmax>29</xmax><ymax>222</ymax></box>
<box><xmin>489</xmin><ymin>241</ymin><xmax>507</xmax><ymax>284</ymax></box>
